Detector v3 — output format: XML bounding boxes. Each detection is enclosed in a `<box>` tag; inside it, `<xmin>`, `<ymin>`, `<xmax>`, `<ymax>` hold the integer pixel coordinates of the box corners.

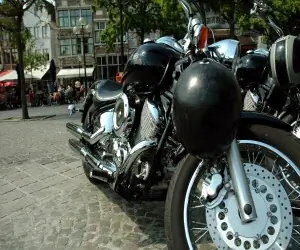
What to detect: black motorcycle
<box><xmin>66</xmin><ymin>0</ymin><xmax>300</xmax><ymax>249</ymax></box>
<box><xmin>236</xmin><ymin>0</ymin><xmax>300</xmax><ymax>140</ymax></box>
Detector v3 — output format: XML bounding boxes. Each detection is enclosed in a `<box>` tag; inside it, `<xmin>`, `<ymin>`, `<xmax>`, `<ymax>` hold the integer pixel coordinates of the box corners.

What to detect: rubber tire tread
<box><xmin>164</xmin><ymin>124</ymin><xmax>300</xmax><ymax>250</ymax></box>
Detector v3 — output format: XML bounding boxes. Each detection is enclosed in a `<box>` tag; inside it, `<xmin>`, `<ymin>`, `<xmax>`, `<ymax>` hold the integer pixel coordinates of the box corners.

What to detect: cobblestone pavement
<box><xmin>0</xmin><ymin>107</ymin><xmax>166</xmax><ymax>250</ymax></box>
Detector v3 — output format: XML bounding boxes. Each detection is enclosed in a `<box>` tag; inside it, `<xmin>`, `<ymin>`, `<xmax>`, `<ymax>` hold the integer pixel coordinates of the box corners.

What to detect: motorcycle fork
<box><xmin>226</xmin><ymin>139</ymin><xmax>257</xmax><ymax>223</ymax></box>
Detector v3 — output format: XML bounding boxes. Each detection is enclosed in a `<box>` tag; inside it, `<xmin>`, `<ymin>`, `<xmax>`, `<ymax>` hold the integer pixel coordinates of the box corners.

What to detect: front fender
<box><xmin>240</xmin><ymin>111</ymin><xmax>292</xmax><ymax>132</ymax></box>
<box><xmin>81</xmin><ymin>92</ymin><xmax>94</xmax><ymax>124</ymax></box>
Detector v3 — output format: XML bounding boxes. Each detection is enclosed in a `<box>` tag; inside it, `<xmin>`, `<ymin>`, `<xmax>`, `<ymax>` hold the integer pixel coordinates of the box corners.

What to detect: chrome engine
<box><xmin>134</xmin><ymin>98</ymin><xmax>163</xmax><ymax>143</ymax></box>
<box><xmin>66</xmin><ymin>94</ymin><xmax>164</xmax><ymax>188</ymax></box>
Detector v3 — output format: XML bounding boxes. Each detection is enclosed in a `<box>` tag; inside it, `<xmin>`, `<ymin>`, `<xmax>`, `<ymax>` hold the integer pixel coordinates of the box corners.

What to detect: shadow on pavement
<box><xmin>94</xmin><ymin>182</ymin><xmax>166</xmax><ymax>248</ymax></box>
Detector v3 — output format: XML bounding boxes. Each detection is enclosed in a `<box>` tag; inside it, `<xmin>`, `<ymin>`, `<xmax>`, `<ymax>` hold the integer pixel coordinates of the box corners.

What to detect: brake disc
<box><xmin>206</xmin><ymin>163</ymin><xmax>293</xmax><ymax>250</ymax></box>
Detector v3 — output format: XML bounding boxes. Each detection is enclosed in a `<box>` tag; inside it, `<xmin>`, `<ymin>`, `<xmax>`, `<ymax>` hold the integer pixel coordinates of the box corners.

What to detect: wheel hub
<box><xmin>206</xmin><ymin>163</ymin><xmax>293</xmax><ymax>249</ymax></box>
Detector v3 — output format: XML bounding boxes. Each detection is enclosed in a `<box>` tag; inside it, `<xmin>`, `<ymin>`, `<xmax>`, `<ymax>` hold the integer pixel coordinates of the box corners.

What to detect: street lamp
<box><xmin>73</xmin><ymin>17</ymin><xmax>92</xmax><ymax>96</ymax></box>
<box><xmin>77</xmin><ymin>55</ymin><xmax>82</xmax><ymax>79</ymax></box>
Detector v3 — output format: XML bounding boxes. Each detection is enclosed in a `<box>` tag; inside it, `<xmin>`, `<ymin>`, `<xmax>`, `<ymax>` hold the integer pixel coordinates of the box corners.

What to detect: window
<box><xmin>33</xmin><ymin>27</ymin><xmax>39</xmax><ymax>38</ymax></box>
<box><xmin>71</xmin><ymin>38</ymin><xmax>81</xmax><ymax>54</ymax></box>
<box><xmin>94</xmin><ymin>21</ymin><xmax>106</xmax><ymax>44</ymax></box>
<box><xmin>59</xmin><ymin>39</ymin><xmax>71</xmax><ymax>55</ymax></box>
<box><xmin>70</xmin><ymin>10</ymin><xmax>81</xmax><ymax>27</ymax></box>
<box><xmin>58</xmin><ymin>10</ymin><xmax>69</xmax><ymax>27</ymax></box>
<box><xmin>81</xmin><ymin>9</ymin><xmax>92</xmax><ymax>25</ymax></box>
<box><xmin>84</xmin><ymin>37</ymin><xmax>93</xmax><ymax>54</ymax></box>
<box><xmin>3</xmin><ymin>49</ymin><xmax>10</xmax><ymax>64</ymax></box>
<box><xmin>43</xmin><ymin>48</ymin><xmax>49</xmax><ymax>60</ymax></box>
<box><xmin>42</xmin><ymin>26</ymin><xmax>48</xmax><ymax>38</ymax></box>
<box><xmin>11</xmin><ymin>49</ymin><xmax>18</xmax><ymax>64</ymax></box>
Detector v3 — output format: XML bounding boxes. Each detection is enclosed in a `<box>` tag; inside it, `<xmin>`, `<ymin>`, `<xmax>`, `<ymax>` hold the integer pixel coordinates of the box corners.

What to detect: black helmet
<box><xmin>234</xmin><ymin>52</ymin><xmax>268</xmax><ymax>90</ymax></box>
<box><xmin>269</xmin><ymin>35</ymin><xmax>300</xmax><ymax>88</ymax></box>
<box><xmin>173</xmin><ymin>59</ymin><xmax>242</xmax><ymax>158</ymax></box>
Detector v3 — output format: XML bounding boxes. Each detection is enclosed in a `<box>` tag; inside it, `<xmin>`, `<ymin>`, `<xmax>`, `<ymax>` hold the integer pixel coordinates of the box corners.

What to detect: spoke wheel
<box><xmin>184</xmin><ymin>141</ymin><xmax>300</xmax><ymax>249</ymax></box>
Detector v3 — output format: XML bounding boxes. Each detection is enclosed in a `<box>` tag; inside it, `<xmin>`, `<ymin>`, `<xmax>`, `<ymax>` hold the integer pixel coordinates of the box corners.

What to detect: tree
<box><xmin>24</xmin><ymin>38</ymin><xmax>48</xmax><ymax>80</ymax></box>
<box><xmin>202</xmin><ymin>0</ymin><xmax>250</xmax><ymax>39</ymax></box>
<box><xmin>0</xmin><ymin>0</ymin><xmax>46</xmax><ymax>119</ymax></box>
<box><xmin>238</xmin><ymin>0</ymin><xmax>300</xmax><ymax>45</ymax></box>
<box><xmin>94</xmin><ymin>0</ymin><xmax>163</xmax><ymax>51</ymax></box>
<box><xmin>155</xmin><ymin>0</ymin><xmax>186</xmax><ymax>39</ymax></box>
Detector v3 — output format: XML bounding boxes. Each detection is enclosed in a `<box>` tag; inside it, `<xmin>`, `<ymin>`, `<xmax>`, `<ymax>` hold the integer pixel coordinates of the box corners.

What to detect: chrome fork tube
<box><xmin>226</xmin><ymin>139</ymin><xmax>257</xmax><ymax>223</ymax></box>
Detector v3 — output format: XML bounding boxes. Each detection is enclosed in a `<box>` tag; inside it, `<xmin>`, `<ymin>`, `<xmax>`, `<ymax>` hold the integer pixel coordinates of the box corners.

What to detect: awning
<box><xmin>57</xmin><ymin>67</ymin><xmax>95</xmax><ymax>79</ymax></box>
<box><xmin>0</xmin><ymin>70</ymin><xmax>38</xmax><ymax>81</ymax></box>
<box><xmin>25</xmin><ymin>63</ymin><xmax>50</xmax><ymax>80</ymax></box>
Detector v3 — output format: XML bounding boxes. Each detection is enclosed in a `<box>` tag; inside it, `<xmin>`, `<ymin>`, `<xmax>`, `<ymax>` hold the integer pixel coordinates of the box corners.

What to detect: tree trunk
<box><xmin>16</xmin><ymin>14</ymin><xmax>29</xmax><ymax>119</ymax></box>
<box><xmin>229</xmin><ymin>22</ymin><xmax>237</xmax><ymax>39</ymax></box>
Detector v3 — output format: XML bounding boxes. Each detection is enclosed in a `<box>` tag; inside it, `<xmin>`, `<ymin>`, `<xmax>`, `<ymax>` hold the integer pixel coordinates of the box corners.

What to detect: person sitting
<box><xmin>65</xmin><ymin>84</ymin><xmax>74</xmax><ymax>103</ymax></box>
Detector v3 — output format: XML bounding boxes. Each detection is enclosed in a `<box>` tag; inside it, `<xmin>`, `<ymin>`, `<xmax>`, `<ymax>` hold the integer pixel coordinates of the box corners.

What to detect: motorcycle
<box><xmin>66</xmin><ymin>0</ymin><xmax>300</xmax><ymax>249</ymax></box>
<box><xmin>236</xmin><ymin>0</ymin><xmax>300</xmax><ymax>139</ymax></box>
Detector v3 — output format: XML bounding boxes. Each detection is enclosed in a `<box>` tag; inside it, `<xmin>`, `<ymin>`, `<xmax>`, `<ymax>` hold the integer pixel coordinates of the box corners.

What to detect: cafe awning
<box><xmin>25</xmin><ymin>63</ymin><xmax>50</xmax><ymax>80</ymax></box>
<box><xmin>57</xmin><ymin>67</ymin><xmax>95</xmax><ymax>79</ymax></box>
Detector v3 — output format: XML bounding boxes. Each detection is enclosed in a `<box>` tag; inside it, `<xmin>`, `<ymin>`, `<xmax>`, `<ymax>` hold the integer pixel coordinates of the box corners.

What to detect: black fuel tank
<box><xmin>122</xmin><ymin>42</ymin><xmax>182</xmax><ymax>93</ymax></box>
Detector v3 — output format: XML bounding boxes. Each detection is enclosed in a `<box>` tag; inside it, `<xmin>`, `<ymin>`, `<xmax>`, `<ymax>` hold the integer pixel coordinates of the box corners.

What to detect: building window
<box><xmin>81</xmin><ymin>9</ymin><xmax>92</xmax><ymax>25</ymax></box>
<box><xmin>71</xmin><ymin>38</ymin><xmax>81</xmax><ymax>55</ymax></box>
<box><xmin>42</xmin><ymin>26</ymin><xmax>48</xmax><ymax>38</ymax></box>
<box><xmin>33</xmin><ymin>27</ymin><xmax>39</xmax><ymax>38</ymax></box>
<box><xmin>58</xmin><ymin>10</ymin><xmax>69</xmax><ymax>27</ymax></box>
<box><xmin>43</xmin><ymin>48</ymin><xmax>49</xmax><ymax>60</ymax></box>
<box><xmin>59</xmin><ymin>39</ymin><xmax>71</xmax><ymax>55</ymax></box>
<box><xmin>84</xmin><ymin>37</ymin><xmax>93</xmax><ymax>54</ymax></box>
<box><xmin>3</xmin><ymin>49</ymin><xmax>10</xmax><ymax>64</ymax></box>
<box><xmin>11</xmin><ymin>49</ymin><xmax>18</xmax><ymax>64</ymax></box>
<box><xmin>70</xmin><ymin>10</ymin><xmax>81</xmax><ymax>27</ymax></box>
<box><xmin>94</xmin><ymin>21</ymin><xmax>106</xmax><ymax>44</ymax></box>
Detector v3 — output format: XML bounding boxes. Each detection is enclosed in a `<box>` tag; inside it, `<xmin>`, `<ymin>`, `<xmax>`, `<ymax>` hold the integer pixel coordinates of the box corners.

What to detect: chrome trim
<box><xmin>112</xmin><ymin>93</ymin><xmax>135</xmax><ymax>138</ymax></box>
<box><xmin>145</xmin><ymin>99</ymin><xmax>160</xmax><ymax>122</ymax></box>
<box><xmin>119</xmin><ymin>139</ymin><xmax>157</xmax><ymax>175</ymax></box>
<box><xmin>226</xmin><ymin>139</ymin><xmax>257</xmax><ymax>223</ymax></box>
<box><xmin>66</xmin><ymin>111</ymin><xmax>113</xmax><ymax>145</ymax></box>
<box><xmin>68</xmin><ymin>138</ymin><xmax>117</xmax><ymax>182</ymax></box>
<box><xmin>156</xmin><ymin>36</ymin><xmax>184</xmax><ymax>54</ymax></box>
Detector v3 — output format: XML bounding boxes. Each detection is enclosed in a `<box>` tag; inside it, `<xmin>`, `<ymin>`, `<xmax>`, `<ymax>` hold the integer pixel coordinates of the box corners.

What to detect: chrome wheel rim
<box><xmin>183</xmin><ymin>140</ymin><xmax>300</xmax><ymax>249</ymax></box>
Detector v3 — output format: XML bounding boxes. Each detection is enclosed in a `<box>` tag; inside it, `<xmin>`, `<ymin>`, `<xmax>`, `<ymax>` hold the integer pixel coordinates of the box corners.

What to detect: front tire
<box><xmin>165</xmin><ymin>124</ymin><xmax>300</xmax><ymax>249</ymax></box>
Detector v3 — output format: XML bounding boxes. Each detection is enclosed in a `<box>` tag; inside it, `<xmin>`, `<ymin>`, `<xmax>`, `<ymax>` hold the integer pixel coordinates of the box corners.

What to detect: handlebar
<box><xmin>250</xmin><ymin>0</ymin><xmax>284</xmax><ymax>37</ymax></box>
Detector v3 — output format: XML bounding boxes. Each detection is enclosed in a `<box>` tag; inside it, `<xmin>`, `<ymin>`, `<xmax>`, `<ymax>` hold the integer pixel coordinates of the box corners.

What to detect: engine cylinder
<box><xmin>134</xmin><ymin>99</ymin><xmax>162</xmax><ymax>144</ymax></box>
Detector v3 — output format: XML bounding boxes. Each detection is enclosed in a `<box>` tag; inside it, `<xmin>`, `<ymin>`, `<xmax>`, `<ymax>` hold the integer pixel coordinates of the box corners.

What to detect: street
<box><xmin>0</xmin><ymin>105</ymin><xmax>166</xmax><ymax>250</ymax></box>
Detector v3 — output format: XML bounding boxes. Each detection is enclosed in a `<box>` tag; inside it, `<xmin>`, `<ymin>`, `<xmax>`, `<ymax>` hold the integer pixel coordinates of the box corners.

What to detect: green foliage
<box><xmin>93</xmin><ymin>0</ymin><xmax>185</xmax><ymax>51</ymax></box>
<box><xmin>23</xmin><ymin>38</ymin><xmax>48</xmax><ymax>75</ymax></box>
<box><xmin>0</xmin><ymin>0</ymin><xmax>49</xmax><ymax>119</ymax></box>
<box><xmin>155</xmin><ymin>0</ymin><xmax>186</xmax><ymax>39</ymax></box>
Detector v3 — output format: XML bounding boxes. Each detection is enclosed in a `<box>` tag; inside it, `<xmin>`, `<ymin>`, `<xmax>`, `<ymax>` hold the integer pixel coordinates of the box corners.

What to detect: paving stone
<box><xmin>6</xmin><ymin>171</ymin><xmax>29</xmax><ymax>182</ymax></box>
<box><xmin>1</xmin><ymin>196</ymin><xmax>35</xmax><ymax>213</ymax></box>
<box><xmin>31</xmin><ymin>187</ymin><xmax>59</xmax><ymax>200</ymax></box>
<box><xmin>62</xmin><ymin>168</ymin><xmax>82</xmax><ymax>178</ymax></box>
<box><xmin>43</xmin><ymin>175</ymin><xmax>69</xmax><ymax>186</ymax></box>
<box><xmin>0</xmin><ymin>184</ymin><xmax>15</xmax><ymax>194</ymax></box>
<box><xmin>22</xmin><ymin>181</ymin><xmax>50</xmax><ymax>194</ymax></box>
<box><xmin>0</xmin><ymin>111</ymin><xmax>171</xmax><ymax>250</ymax></box>
<box><xmin>0</xmin><ymin>167</ymin><xmax>19</xmax><ymax>178</ymax></box>
<box><xmin>12</xmin><ymin>176</ymin><xmax>37</xmax><ymax>187</ymax></box>
<box><xmin>36</xmin><ymin>158</ymin><xmax>56</xmax><ymax>165</ymax></box>
<box><xmin>0</xmin><ymin>189</ymin><xmax>24</xmax><ymax>203</ymax></box>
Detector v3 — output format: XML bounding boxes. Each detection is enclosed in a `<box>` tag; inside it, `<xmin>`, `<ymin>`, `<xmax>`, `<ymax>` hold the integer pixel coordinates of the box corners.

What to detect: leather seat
<box><xmin>94</xmin><ymin>79</ymin><xmax>123</xmax><ymax>102</ymax></box>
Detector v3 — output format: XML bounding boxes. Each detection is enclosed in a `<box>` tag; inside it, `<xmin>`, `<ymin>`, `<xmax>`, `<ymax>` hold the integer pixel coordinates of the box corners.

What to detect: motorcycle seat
<box><xmin>94</xmin><ymin>79</ymin><xmax>123</xmax><ymax>102</ymax></box>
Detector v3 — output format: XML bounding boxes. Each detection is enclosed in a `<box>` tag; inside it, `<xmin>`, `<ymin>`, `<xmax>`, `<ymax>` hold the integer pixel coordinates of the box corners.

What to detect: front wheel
<box><xmin>165</xmin><ymin>124</ymin><xmax>300</xmax><ymax>250</ymax></box>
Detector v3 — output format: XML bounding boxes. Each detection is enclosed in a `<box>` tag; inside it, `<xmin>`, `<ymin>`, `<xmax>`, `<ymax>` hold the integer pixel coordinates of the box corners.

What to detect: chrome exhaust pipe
<box><xmin>66</xmin><ymin>122</ymin><xmax>105</xmax><ymax>145</ymax></box>
<box><xmin>68</xmin><ymin>139</ymin><xmax>116</xmax><ymax>182</ymax></box>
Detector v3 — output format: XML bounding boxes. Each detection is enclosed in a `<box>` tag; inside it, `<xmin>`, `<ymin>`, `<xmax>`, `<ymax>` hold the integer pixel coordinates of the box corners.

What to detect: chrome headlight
<box><xmin>113</xmin><ymin>93</ymin><xmax>135</xmax><ymax>137</ymax></box>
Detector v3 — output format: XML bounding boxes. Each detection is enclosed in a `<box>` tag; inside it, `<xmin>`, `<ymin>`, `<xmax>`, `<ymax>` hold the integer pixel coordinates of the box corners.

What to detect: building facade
<box><xmin>23</xmin><ymin>2</ymin><xmax>57</xmax><ymax>63</ymax></box>
<box><xmin>0</xmin><ymin>29</ymin><xmax>17</xmax><ymax>71</ymax></box>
